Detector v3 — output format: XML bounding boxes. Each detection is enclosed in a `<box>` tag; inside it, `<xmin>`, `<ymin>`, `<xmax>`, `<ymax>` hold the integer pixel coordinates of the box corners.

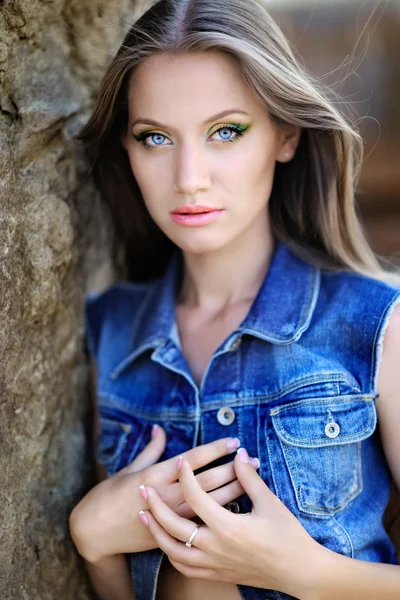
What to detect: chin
<box><xmin>174</xmin><ymin>236</ymin><xmax>231</xmax><ymax>256</ymax></box>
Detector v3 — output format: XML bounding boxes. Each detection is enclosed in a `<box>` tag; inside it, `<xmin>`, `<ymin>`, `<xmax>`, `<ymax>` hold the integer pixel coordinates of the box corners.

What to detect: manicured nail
<box><xmin>237</xmin><ymin>447</ymin><xmax>249</xmax><ymax>463</ymax></box>
<box><xmin>139</xmin><ymin>485</ymin><xmax>148</xmax><ymax>500</ymax></box>
<box><xmin>151</xmin><ymin>424</ymin><xmax>159</xmax><ymax>438</ymax></box>
<box><xmin>176</xmin><ymin>456</ymin><xmax>183</xmax><ymax>471</ymax></box>
<box><xmin>251</xmin><ymin>457</ymin><xmax>260</xmax><ymax>469</ymax></box>
<box><xmin>138</xmin><ymin>510</ymin><xmax>149</xmax><ymax>526</ymax></box>
<box><xmin>226</xmin><ymin>437</ymin><xmax>241</xmax><ymax>451</ymax></box>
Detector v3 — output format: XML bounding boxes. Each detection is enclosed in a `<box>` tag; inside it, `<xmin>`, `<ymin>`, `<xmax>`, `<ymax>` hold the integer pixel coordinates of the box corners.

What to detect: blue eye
<box><xmin>134</xmin><ymin>124</ymin><xmax>247</xmax><ymax>150</ymax></box>
<box><xmin>138</xmin><ymin>133</ymin><xmax>169</xmax><ymax>148</ymax></box>
<box><xmin>148</xmin><ymin>133</ymin><xmax>168</xmax><ymax>146</ymax></box>
<box><xmin>133</xmin><ymin>132</ymin><xmax>172</xmax><ymax>150</ymax></box>
<box><xmin>209</xmin><ymin>124</ymin><xmax>248</xmax><ymax>143</ymax></box>
<box><xmin>211</xmin><ymin>126</ymin><xmax>238</xmax><ymax>142</ymax></box>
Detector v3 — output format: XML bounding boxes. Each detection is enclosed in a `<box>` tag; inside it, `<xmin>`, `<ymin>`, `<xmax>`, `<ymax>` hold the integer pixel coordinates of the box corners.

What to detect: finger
<box><xmin>139</xmin><ymin>509</ymin><xmax>209</xmax><ymax>568</ymax></box>
<box><xmin>178</xmin><ymin>458</ymin><xmax>232</xmax><ymax>530</ymax></box>
<box><xmin>234</xmin><ymin>448</ymin><xmax>275</xmax><ymax>513</ymax></box>
<box><xmin>121</xmin><ymin>425</ymin><xmax>167</xmax><ymax>474</ymax></box>
<box><xmin>143</xmin><ymin>485</ymin><xmax>208</xmax><ymax>549</ymax></box>
<box><xmin>195</xmin><ymin>461</ymin><xmax>236</xmax><ymax>491</ymax></box>
<box><xmin>195</xmin><ymin>457</ymin><xmax>259</xmax><ymax>492</ymax></box>
<box><xmin>184</xmin><ymin>437</ymin><xmax>241</xmax><ymax>472</ymax></box>
<box><xmin>168</xmin><ymin>557</ymin><xmax>216</xmax><ymax>581</ymax></box>
<box><xmin>153</xmin><ymin>437</ymin><xmax>241</xmax><ymax>481</ymax></box>
<box><xmin>176</xmin><ymin>478</ymin><xmax>245</xmax><ymax>519</ymax></box>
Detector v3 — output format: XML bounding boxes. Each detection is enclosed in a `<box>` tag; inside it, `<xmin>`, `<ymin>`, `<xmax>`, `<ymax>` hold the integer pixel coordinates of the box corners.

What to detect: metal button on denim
<box><xmin>217</xmin><ymin>406</ymin><xmax>235</xmax><ymax>425</ymax></box>
<box><xmin>325</xmin><ymin>421</ymin><xmax>340</xmax><ymax>438</ymax></box>
<box><xmin>85</xmin><ymin>239</ymin><xmax>400</xmax><ymax>600</ymax></box>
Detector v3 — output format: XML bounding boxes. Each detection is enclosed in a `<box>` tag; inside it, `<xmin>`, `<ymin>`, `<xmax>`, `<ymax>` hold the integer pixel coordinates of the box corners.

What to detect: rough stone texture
<box><xmin>1</xmin><ymin>1</ymin><xmax>399</xmax><ymax>598</ymax></box>
<box><xmin>0</xmin><ymin>1</ymin><xmax>150</xmax><ymax>598</ymax></box>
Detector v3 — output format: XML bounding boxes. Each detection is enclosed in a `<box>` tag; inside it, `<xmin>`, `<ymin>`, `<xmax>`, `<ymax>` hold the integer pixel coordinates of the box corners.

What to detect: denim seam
<box><xmin>109</xmin><ymin>339</ymin><xmax>164</xmax><ymax>380</ymax></box>
<box><xmin>270</xmin><ymin>395</ymin><xmax>374</xmax><ymax>416</ymax></box>
<box><xmin>270</xmin><ymin>397</ymin><xmax>375</xmax><ymax>446</ymax></box>
<box><xmin>239</xmin><ymin>267</ymin><xmax>320</xmax><ymax>344</ymax></box>
<box><xmin>279</xmin><ymin>438</ymin><xmax>362</xmax><ymax>516</ymax></box>
<box><xmin>299</xmin><ymin>441</ymin><xmax>362</xmax><ymax>514</ymax></box>
<box><xmin>264</xmin><ymin>411</ymin><xmax>282</xmax><ymax>502</ymax></box>
<box><xmin>97</xmin><ymin>391</ymin><xmax>371</xmax><ymax>419</ymax></box>
<box><xmin>331</xmin><ymin>515</ymin><xmax>355</xmax><ymax>558</ymax></box>
<box><xmin>150</xmin><ymin>552</ymin><xmax>165</xmax><ymax>600</ymax></box>
<box><xmin>95</xmin><ymin>428</ymin><xmax>130</xmax><ymax>466</ymax></box>
<box><xmin>98</xmin><ymin>393</ymin><xmax>198</xmax><ymax>421</ymax></box>
<box><xmin>101</xmin><ymin>373</ymin><xmax>362</xmax><ymax>409</ymax></box>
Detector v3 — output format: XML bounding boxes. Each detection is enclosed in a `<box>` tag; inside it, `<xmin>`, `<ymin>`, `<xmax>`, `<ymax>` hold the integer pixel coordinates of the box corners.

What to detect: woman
<box><xmin>69</xmin><ymin>0</ymin><xmax>400</xmax><ymax>599</ymax></box>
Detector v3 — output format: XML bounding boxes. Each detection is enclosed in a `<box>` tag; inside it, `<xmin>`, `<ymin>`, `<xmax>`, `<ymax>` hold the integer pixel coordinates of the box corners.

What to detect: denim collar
<box><xmin>110</xmin><ymin>239</ymin><xmax>320</xmax><ymax>378</ymax></box>
<box><xmin>138</xmin><ymin>237</ymin><xmax>320</xmax><ymax>345</ymax></box>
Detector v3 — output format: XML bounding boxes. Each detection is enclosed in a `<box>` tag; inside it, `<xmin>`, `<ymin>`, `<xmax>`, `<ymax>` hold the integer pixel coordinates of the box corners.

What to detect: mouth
<box><xmin>170</xmin><ymin>208</ymin><xmax>224</xmax><ymax>227</ymax></box>
<box><xmin>171</xmin><ymin>206</ymin><xmax>221</xmax><ymax>215</ymax></box>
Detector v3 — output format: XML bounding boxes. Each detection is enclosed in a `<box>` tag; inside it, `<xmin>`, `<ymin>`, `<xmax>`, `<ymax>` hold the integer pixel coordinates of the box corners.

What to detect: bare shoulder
<box><xmin>376</xmin><ymin>303</ymin><xmax>400</xmax><ymax>490</ymax></box>
<box><xmin>377</xmin><ymin>302</ymin><xmax>400</xmax><ymax>403</ymax></box>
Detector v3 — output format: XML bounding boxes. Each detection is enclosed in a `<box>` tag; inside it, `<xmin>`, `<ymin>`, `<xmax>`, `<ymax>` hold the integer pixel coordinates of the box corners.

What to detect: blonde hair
<box><xmin>77</xmin><ymin>0</ymin><xmax>400</xmax><ymax>285</ymax></box>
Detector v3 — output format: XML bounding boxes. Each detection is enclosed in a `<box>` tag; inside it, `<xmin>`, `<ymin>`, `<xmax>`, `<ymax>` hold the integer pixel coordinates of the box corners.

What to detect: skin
<box><xmin>137</xmin><ymin>306</ymin><xmax>400</xmax><ymax>600</ymax></box>
<box><xmin>121</xmin><ymin>50</ymin><xmax>301</xmax><ymax>314</ymax></box>
<box><xmin>119</xmin><ymin>49</ymin><xmax>400</xmax><ymax>597</ymax></box>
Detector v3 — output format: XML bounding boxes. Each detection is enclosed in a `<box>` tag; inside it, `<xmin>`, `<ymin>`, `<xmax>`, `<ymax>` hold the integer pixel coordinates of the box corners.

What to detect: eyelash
<box><xmin>134</xmin><ymin>124</ymin><xmax>247</xmax><ymax>150</ymax></box>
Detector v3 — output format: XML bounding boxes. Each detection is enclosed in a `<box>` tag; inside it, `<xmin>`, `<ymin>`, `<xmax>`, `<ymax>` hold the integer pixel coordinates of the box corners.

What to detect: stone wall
<box><xmin>1</xmin><ymin>1</ymin><xmax>399</xmax><ymax>598</ymax></box>
<box><xmin>0</xmin><ymin>1</ymin><xmax>149</xmax><ymax>597</ymax></box>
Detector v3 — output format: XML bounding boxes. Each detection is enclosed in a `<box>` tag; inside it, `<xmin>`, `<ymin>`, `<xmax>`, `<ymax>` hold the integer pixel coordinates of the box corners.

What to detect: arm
<box><xmin>304</xmin><ymin>304</ymin><xmax>400</xmax><ymax>600</ymax></box>
<box><xmin>80</xmin><ymin>359</ymin><xmax>134</xmax><ymax>600</ymax></box>
<box><xmin>304</xmin><ymin>547</ymin><xmax>400</xmax><ymax>600</ymax></box>
<box><xmin>84</xmin><ymin>555</ymin><xmax>135</xmax><ymax>600</ymax></box>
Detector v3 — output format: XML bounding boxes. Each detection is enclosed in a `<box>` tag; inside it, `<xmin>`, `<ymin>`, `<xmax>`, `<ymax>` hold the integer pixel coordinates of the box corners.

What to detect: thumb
<box><xmin>121</xmin><ymin>425</ymin><xmax>167</xmax><ymax>474</ymax></box>
<box><xmin>234</xmin><ymin>447</ymin><xmax>274</xmax><ymax>513</ymax></box>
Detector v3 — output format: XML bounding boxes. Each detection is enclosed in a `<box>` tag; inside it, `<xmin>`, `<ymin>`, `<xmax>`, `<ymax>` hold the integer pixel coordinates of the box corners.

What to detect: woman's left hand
<box><xmin>138</xmin><ymin>447</ymin><xmax>323</xmax><ymax>598</ymax></box>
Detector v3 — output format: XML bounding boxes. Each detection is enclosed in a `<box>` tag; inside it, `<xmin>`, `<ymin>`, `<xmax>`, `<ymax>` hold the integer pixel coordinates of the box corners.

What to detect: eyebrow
<box><xmin>131</xmin><ymin>109</ymin><xmax>250</xmax><ymax>129</ymax></box>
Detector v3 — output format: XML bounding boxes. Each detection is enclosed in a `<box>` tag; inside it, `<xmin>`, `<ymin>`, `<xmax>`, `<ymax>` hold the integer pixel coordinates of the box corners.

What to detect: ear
<box><xmin>276</xmin><ymin>125</ymin><xmax>302</xmax><ymax>163</ymax></box>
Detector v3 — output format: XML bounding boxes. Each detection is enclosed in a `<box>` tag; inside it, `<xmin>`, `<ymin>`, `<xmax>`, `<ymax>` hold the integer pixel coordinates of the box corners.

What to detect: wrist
<box><xmin>298</xmin><ymin>544</ymin><xmax>337</xmax><ymax>600</ymax></box>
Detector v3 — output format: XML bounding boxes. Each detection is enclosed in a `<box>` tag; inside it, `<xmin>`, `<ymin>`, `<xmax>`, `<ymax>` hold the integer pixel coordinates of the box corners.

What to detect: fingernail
<box><xmin>151</xmin><ymin>424</ymin><xmax>159</xmax><ymax>438</ymax></box>
<box><xmin>226</xmin><ymin>437</ymin><xmax>241</xmax><ymax>451</ymax></box>
<box><xmin>139</xmin><ymin>485</ymin><xmax>148</xmax><ymax>500</ymax></box>
<box><xmin>176</xmin><ymin>456</ymin><xmax>183</xmax><ymax>471</ymax></box>
<box><xmin>138</xmin><ymin>510</ymin><xmax>149</xmax><ymax>526</ymax></box>
<box><xmin>251</xmin><ymin>457</ymin><xmax>260</xmax><ymax>469</ymax></box>
<box><xmin>237</xmin><ymin>447</ymin><xmax>249</xmax><ymax>463</ymax></box>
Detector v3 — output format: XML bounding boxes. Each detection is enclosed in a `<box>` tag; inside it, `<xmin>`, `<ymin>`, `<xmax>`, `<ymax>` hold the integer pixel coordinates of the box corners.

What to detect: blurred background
<box><xmin>0</xmin><ymin>1</ymin><xmax>398</xmax><ymax>594</ymax></box>
<box><xmin>266</xmin><ymin>0</ymin><xmax>400</xmax><ymax>259</ymax></box>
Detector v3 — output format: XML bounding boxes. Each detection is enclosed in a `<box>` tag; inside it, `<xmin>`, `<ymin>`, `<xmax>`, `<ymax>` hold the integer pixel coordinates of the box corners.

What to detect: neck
<box><xmin>177</xmin><ymin>217</ymin><xmax>276</xmax><ymax>317</ymax></box>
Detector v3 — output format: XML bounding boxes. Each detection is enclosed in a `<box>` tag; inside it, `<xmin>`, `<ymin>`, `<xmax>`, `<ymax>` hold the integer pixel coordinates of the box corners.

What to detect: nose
<box><xmin>172</xmin><ymin>142</ymin><xmax>211</xmax><ymax>195</ymax></box>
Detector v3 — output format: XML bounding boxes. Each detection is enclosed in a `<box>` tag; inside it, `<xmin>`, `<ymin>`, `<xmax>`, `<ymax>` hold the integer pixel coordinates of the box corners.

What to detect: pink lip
<box><xmin>170</xmin><ymin>210</ymin><xmax>224</xmax><ymax>227</ymax></box>
<box><xmin>171</xmin><ymin>205</ymin><xmax>220</xmax><ymax>214</ymax></box>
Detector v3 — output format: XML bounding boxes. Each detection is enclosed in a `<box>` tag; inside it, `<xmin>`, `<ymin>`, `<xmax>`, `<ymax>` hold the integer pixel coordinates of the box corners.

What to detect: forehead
<box><xmin>128</xmin><ymin>51</ymin><xmax>264</xmax><ymax>121</ymax></box>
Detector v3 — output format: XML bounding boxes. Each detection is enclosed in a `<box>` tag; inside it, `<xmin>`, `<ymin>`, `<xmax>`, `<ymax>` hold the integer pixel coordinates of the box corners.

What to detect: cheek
<box><xmin>126</xmin><ymin>150</ymin><xmax>169</xmax><ymax>206</ymax></box>
<box><xmin>233</xmin><ymin>151</ymin><xmax>277</xmax><ymax>207</ymax></box>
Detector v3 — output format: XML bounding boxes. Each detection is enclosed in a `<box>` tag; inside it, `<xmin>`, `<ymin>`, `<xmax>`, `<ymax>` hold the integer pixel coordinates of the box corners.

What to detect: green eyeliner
<box><xmin>132</xmin><ymin>122</ymin><xmax>251</xmax><ymax>148</ymax></box>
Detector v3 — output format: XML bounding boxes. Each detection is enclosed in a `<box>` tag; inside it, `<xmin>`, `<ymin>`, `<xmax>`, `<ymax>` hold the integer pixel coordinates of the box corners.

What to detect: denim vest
<box><xmin>84</xmin><ymin>240</ymin><xmax>400</xmax><ymax>600</ymax></box>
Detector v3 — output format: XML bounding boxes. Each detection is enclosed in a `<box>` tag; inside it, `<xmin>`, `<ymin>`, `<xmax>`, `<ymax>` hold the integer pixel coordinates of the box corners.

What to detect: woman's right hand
<box><xmin>69</xmin><ymin>428</ymin><xmax>258</xmax><ymax>564</ymax></box>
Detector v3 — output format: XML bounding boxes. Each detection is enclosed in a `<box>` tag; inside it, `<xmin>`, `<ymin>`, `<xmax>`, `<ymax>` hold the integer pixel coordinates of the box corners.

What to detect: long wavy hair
<box><xmin>76</xmin><ymin>0</ymin><xmax>400</xmax><ymax>285</ymax></box>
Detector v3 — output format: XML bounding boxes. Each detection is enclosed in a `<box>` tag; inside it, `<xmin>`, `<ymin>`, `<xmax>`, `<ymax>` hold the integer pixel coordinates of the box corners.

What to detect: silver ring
<box><xmin>185</xmin><ymin>525</ymin><xmax>200</xmax><ymax>548</ymax></box>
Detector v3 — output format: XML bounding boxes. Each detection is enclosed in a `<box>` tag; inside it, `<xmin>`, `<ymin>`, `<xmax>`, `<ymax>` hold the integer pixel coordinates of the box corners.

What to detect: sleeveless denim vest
<box><xmin>84</xmin><ymin>240</ymin><xmax>400</xmax><ymax>600</ymax></box>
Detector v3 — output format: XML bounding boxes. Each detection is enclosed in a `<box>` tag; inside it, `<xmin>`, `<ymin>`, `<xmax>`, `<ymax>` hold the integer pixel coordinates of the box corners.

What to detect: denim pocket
<box><xmin>95</xmin><ymin>416</ymin><xmax>147</xmax><ymax>475</ymax></box>
<box><xmin>270</xmin><ymin>395</ymin><xmax>377</xmax><ymax>516</ymax></box>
